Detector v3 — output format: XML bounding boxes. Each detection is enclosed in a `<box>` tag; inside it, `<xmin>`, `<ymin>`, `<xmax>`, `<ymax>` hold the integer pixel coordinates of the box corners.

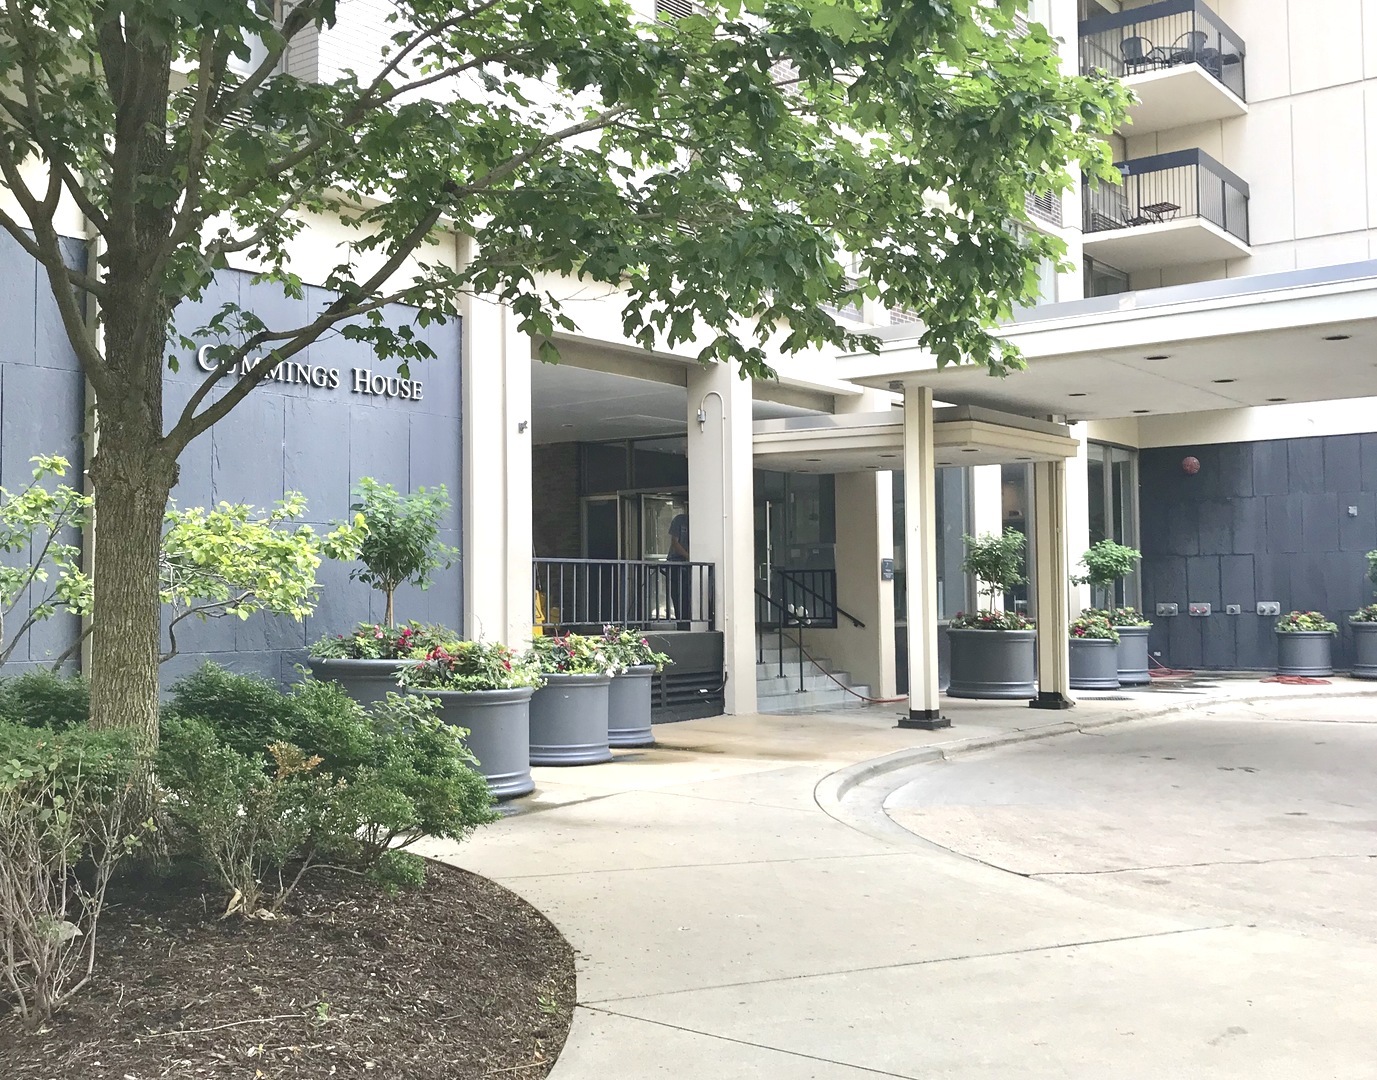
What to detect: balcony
<box><xmin>1082</xmin><ymin>149</ymin><xmax>1249</xmax><ymax>272</ymax></box>
<box><xmin>1080</xmin><ymin>0</ymin><xmax>1246</xmax><ymax>134</ymax></box>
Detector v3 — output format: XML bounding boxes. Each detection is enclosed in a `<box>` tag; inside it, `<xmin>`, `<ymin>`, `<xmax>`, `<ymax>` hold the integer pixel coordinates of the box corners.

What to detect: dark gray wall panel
<box><xmin>1141</xmin><ymin>435</ymin><xmax>1377</xmax><ymax>672</ymax></box>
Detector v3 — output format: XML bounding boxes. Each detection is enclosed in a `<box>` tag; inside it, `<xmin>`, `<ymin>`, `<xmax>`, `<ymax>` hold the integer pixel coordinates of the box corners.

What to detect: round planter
<box><xmin>1275</xmin><ymin>630</ymin><xmax>1334</xmax><ymax>677</ymax></box>
<box><xmin>1351</xmin><ymin>619</ymin><xmax>1377</xmax><ymax>679</ymax></box>
<box><xmin>307</xmin><ymin>657</ymin><xmax>415</xmax><ymax>709</ymax></box>
<box><xmin>529</xmin><ymin>673</ymin><xmax>613</xmax><ymax>765</ymax></box>
<box><xmin>416</xmin><ymin>687</ymin><xmax>535</xmax><ymax>801</ymax></box>
<box><xmin>1114</xmin><ymin>624</ymin><xmax>1152</xmax><ymax>686</ymax></box>
<box><xmin>1068</xmin><ymin>636</ymin><xmax>1120</xmax><ymax>690</ymax></box>
<box><xmin>946</xmin><ymin>628</ymin><xmax>1036</xmax><ymax>700</ymax></box>
<box><xmin>608</xmin><ymin>665</ymin><xmax>656</xmax><ymax>748</ymax></box>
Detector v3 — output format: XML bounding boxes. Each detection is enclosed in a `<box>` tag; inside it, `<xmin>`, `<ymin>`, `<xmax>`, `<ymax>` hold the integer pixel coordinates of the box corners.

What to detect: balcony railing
<box><xmin>533</xmin><ymin>557</ymin><xmax>716</xmax><ymax>633</ymax></box>
<box><xmin>1083</xmin><ymin>148</ymin><xmax>1249</xmax><ymax>244</ymax></box>
<box><xmin>1079</xmin><ymin>0</ymin><xmax>1245</xmax><ymax>102</ymax></box>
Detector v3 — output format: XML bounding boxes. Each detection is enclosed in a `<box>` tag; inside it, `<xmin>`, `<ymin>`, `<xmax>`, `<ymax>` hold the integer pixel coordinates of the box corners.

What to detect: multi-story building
<box><xmin>3</xmin><ymin>0</ymin><xmax>1374</xmax><ymax>729</ymax></box>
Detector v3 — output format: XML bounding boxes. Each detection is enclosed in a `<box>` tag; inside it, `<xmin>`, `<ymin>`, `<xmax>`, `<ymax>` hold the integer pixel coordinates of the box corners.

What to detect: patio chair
<box><xmin>1120</xmin><ymin>35</ymin><xmax>1156</xmax><ymax>72</ymax></box>
<box><xmin>1170</xmin><ymin>30</ymin><xmax>1208</xmax><ymax>66</ymax></box>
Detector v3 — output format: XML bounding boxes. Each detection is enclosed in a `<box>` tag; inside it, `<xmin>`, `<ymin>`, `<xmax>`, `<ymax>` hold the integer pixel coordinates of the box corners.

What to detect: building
<box><xmin>3</xmin><ymin>0</ymin><xmax>1375</xmax><ymax>728</ymax></box>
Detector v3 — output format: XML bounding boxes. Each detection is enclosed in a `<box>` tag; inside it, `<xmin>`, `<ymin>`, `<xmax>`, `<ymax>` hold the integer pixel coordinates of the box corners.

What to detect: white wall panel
<box><xmin>1288</xmin><ymin>0</ymin><xmax>1365</xmax><ymax>95</ymax></box>
<box><xmin>1222</xmin><ymin>100</ymin><xmax>1294</xmax><ymax>246</ymax></box>
<box><xmin>1291</xmin><ymin>85</ymin><xmax>1370</xmax><ymax>238</ymax></box>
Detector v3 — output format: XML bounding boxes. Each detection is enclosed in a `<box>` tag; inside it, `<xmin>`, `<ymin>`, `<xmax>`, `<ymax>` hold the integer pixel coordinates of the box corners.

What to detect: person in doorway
<box><xmin>667</xmin><ymin>510</ymin><xmax>690</xmax><ymax>626</ymax></box>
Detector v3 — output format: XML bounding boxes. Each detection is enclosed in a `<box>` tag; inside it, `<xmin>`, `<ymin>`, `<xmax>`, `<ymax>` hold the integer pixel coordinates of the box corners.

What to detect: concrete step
<box><xmin>756</xmin><ymin>686</ymin><xmax>872</xmax><ymax>713</ymax></box>
<box><xmin>755</xmin><ymin>672</ymin><xmax>856</xmax><ymax>696</ymax></box>
<box><xmin>755</xmin><ymin>659</ymin><xmax>837</xmax><ymax>680</ymax></box>
<box><xmin>757</xmin><ymin>649</ymin><xmax>833</xmax><ymax>669</ymax></box>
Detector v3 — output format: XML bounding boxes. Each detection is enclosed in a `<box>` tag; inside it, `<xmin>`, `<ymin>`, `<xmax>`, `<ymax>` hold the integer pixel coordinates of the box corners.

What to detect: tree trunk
<box><xmin>86</xmin><ymin>420</ymin><xmax>175</xmax><ymax>755</ymax></box>
<box><xmin>385</xmin><ymin>589</ymin><xmax>395</xmax><ymax>628</ymax></box>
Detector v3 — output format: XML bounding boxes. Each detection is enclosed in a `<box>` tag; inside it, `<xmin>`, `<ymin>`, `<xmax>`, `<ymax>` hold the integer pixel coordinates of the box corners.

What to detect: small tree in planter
<box><xmin>1275</xmin><ymin>610</ymin><xmax>1338</xmax><ymax>677</ymax></box>
<box><xmin>528</xmin><ymin>634</ymin><xmax>616</xmax><ymax>765</ymax></box>
<box><xmin>310</xmin><ymin>479</ymin><xmax>458</xmax><ymax>706</ymax></box>
<box><xmin>1073</xmin><ymin>539</ymin><xmax>1149</xmax><ymax>686</ymax></box>
<box><xmin>947</xmin><ymin>531</ymin><xmax>1036</xmax><ymax>699</ymax></box>
<box><xmin>1351</xmin><ymin>551</ymin><xmax>1377</xmax><ymax>680</ymax></box>
<box><xmin>1068</xmin><ymin>611</ymin><xmax>1119</xmax><ymax>690</ymax></box>
<box><xmin>399</xmin><ymin>642</ymin><xmax>544</xmax><ymax>800</ymax></box>
<box><xmin>600</xmin><ymin>626</ymin><xmax>672</xmax><ymax>748</ymax></box>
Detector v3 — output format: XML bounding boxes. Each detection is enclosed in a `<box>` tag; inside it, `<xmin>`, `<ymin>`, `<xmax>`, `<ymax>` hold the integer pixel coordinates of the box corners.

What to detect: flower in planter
<box><xmin>308</xmin><ymin>621</ymin><xmax>450</xmax><ymax>660</ymax></box>
<box><xmin>1353</xmin><ymin>603</ymin><xmax>1377</xmax><ymax>624</ymax></box>
<box><xmin>1275</xmin><ymin>610</ymin><xmax>1338</xmax><ymax>634</ymax></box>
<box><xmin>949</xmin><ymin>609</ymin><xmax>1035</xmax><ymax>631</ymax></box>
<box><xmin>1069</xmin><ymin>611</ymin><xmax>1118</xmax><ymax>642</ymax></box>
<box><xmin>599</xmin><ymin>625</ymin><xmax>672</xmax><ymax>673</ymax></box>
<box><xmin>530</xmin><ymin>633</ymin><xmax>616</xmax><ymax>676</ymax></box>
<box><xmin>1086</xmin><ymin>606</ymin><xmax>1152</xmax><ymax>628</ymax></box>
<box><xmin>398</xmin><ymin>641</ymin><xmax>543</xmax><ymax>692</ymax></box>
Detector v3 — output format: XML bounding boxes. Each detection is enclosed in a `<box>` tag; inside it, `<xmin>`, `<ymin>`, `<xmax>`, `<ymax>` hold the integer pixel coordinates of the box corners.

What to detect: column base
<box><xmin>898</xmin><ymin>708</ymin><xmax>952</xmax><ymax>730</ymax></box>
<box><xmin>1028</xmin><ymin>691</ymin><xmax>1075</xmax><ymax>711</ymax></box>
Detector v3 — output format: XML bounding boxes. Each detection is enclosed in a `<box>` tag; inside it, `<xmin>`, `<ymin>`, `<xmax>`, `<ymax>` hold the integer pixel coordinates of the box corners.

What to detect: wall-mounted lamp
<box><xmin>517</xmin><ymin>420</ymin><xmax>529</xmax><ymax>434</ymax></box>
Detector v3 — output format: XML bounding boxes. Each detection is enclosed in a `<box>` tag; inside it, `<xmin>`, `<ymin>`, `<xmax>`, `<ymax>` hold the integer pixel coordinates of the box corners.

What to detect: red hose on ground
<box><xmin>778</xmin><ymin>629</ymin><xmax>908</xmax><ymax>704</ymax></box>
<box><xmin>1259</xmin><ymin>675</ymin><xmax>1332</xmax><ymax>685</ymax></box>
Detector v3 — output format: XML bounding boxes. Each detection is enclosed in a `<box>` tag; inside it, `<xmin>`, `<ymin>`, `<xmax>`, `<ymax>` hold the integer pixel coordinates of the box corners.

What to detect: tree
<box><xmin>961</xmin><ymin>529</ymin><xmax>1027</xmax><ymax>606</ymax></box>
<box><xmin>1072</xmin><ymin>538</ymin><xmax>1141</xmax><ymax>609</ymax></box>
<box><xmin>348</xmin><ymin>478</ymin><xmax>456</xmax><ymax>628</ymax></box>
<box><xmin>0</xmin><ymin>0</ymin><xmax>1127</xmax><ymax>748</ymax></box>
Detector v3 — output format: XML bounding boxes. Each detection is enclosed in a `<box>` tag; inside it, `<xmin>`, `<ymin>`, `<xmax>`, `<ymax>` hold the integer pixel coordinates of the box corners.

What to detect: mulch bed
<box><xmin>0</xmin><ymin>862</ymin><xmax>576</xmax><ymax>1079</ymax></box>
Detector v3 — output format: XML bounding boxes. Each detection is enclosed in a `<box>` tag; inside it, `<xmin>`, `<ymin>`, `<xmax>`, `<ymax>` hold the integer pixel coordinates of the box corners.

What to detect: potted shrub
<box><xmin>600</xmin><ymin>625</ymin><xmax>672</xmax><ymax>748</ymax></box>
<box><xmin>307</xmin><ymin>622</ymin><xmax>443</xmax><ymax>708</ymax></box>
<box><xmin>1073</xmin><ymin>540</ymin><xmax>1150</xmax><ymax>687</ymax></box>
<box><xmin>309</xmin><ymin>478</ymin><xmax>457</xmax><ymax>704</ymax></box>
<box><xmin>528</xmin><ymin>633</ymin><xmax>615</xmax><ymax>765</ymax></box>
<box><xmin>1275</xmin><ymin>610</ymin><xmax>1338</xmax><ymax>677</ymax></box>
<box><xmin>1350</xmin><ymin>550</ymin><xmax>1377</xmax><ymax>679</ymax></box>
<box><xmin>1068</xmin><ymin>611</ymin><xmax>1119</xmax><ymax>690</ymax></box>
<box><xmin>947</xmin><ymin>530</ymin><xmax>1036</xmax><ymax>699</ymax></box>
<box><xmin>398</xmin><ymin>641</ymin><xmax>544</xmax><ymax>800</ymax></box>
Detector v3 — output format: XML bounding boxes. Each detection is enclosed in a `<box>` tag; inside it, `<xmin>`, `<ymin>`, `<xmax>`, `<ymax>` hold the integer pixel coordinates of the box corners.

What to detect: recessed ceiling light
<box><xmin>805</xmin><ymin>458</ymin><xmax>822</xmax><ymax>462</ymax></box>
<box><xmin>1132</xmin><ymin>409</ymin><xmax>1150</xmax><ymax>414</ymax></box>
<box><xmin>1015</xmin><ymin>456</ymin><xmax>1032</xmax><ymax>461</ymax></box>
<box><xmin>1068</xmin><ymin>392</ymin><xmax>1088</xmax><ymax>397</ymax></box>
<box><xmin>1267</xmin><ymin>397</ymin><xmax>1287</xmax><ymax>403</ymax></box>
<box><xmin>961</xmin><ymin>448</ymin><xmax>980</xmax><ymax>453</ymax></box>
<box><xmin>1144</xmin><ymin>354</ymin><xmax>1171</xmax><ymax>360</ymax></box>
<box><xmin>560</xmin><ymin>423</ymin><xmax>574</xmax><ymax>428</ymax></box>
<box><xmin>936</xmin><ymin>461</ymin><xmax>951</xmax><ymax>466</ymax></box>
<box><xmin>880</xmin><ymin>453</ymin><xmax>898</xmax><ymax>459</ymax></box>
<box><xmin>1323</xmin><ymin>334</ymin><xmax>1351</xmax><ymax>342</ymax></box>
<box><xmin>867</xmin><ymin>465</ymin><xmax>880</xmax><ymax>470</ymax></box>
<box><xmin>1212</xmin><ymin>378</ymin><xmax>1236</xmax><ymax>384</ymax></box>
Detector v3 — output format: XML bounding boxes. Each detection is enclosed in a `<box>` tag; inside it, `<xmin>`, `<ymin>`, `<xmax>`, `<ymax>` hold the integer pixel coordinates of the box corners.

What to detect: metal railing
<box><xmin>532</xmin><ymin>558</ymin><xmax>716</xmax><ymax>633</ymax></box>
<box><xmin>754</xmin><ymin>588</ymin><xmax>812</xmax><ymax>694</ymax></box>
<box><xmin>1083</xmin><ymin>148</ymin><xmax>1249</xmax><ymax>244</ymax></box>
<box><xmin>1079</xmin><ymin>0</ymin><xmax>1245</xmax><ymax>101</ymax></box>
<box><xmin>755</xmin><ymin>568</ymin><xmax>865</xmax><ymax>631</ymax></box>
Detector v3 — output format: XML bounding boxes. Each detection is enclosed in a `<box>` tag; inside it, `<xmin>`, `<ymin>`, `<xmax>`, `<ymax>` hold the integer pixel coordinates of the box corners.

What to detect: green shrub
<box><xmin>0</xmin><ymin>670</ymin><xmax>90</xmax><ymax>730</ymax></box>
<box><xmin>0</xmin><ymin>723</ymin><xmax>149</xmax><ymax>1028</ymax></box>
<box><xmin>164</xmin><ymin>663</ymin><xmax>290</xmax><ymax>761</ymax></box>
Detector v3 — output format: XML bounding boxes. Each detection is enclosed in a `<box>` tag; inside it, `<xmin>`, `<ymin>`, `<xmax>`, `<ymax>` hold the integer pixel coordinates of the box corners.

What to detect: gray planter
<box><xmin>1351</xmin><ymin>620</ymin><xmax>1377</xmax><ymax>679</ymax></box>
<box><xmin>307</xmin><ymin>657</ymin><xmax>414</xmax><ymax>709</ymax></box>
<box><xmin>1275</xmin><ymin>630</ymin><xmax>1333</xmax><ymax>677</ymax></box>
<box><xmin>1115</xmin><ymin>624</ymin><xmax>1152</xmax><ymax>686</ymax></box>
<box><xmin>1069</xmin><ymin>636</ymin><xmax>1120</xmax><ymax>690</ymax></box>
<box><xmin>417</xmin><ymin>687</ymin><xmax>535</xmax><ymax>801</ymax></box>
<box><xmin>608</xmin><ymin>665</ymin><xmax>656</xmax><ymax>748</ymax></box>
<box><xmin>946</xmin><ymin>628</ymin><xmax>1036</xmax><ymax>700</ymax></box>
<box><xmin>530</xmin><ymin>673</ymin><xmax>613</xmax><ymax>765</ymax></box>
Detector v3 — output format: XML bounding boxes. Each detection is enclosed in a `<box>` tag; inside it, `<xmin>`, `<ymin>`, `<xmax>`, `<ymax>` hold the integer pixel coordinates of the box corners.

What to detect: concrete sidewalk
<box><xmin>424</xmin><ymin>678</ymin><xmax>1377</xmax><ymax>1079</ymax></box>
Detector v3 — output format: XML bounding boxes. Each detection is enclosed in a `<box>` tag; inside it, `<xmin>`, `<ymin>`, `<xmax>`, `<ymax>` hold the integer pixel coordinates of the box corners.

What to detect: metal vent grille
<box><xmin>655</xmin><ymin>0</ymin><xmax>700</xmax><ymax>20</ymax></box>
<box><xmin>1025</xmin><ymin>189</ymin><xmax>1063</xmax><ymax>227</ymax></box>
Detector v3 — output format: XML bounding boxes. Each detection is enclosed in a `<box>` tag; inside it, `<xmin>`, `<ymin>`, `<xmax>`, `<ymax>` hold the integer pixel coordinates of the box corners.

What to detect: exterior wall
<box><xmin>1138</xmin><ymin>435</ymin><xmax>1377</xmax><ymax>672</ymax></box>
<box><xmin>0</xmin><ymin>231</ymin><xmax>89</xmax><ymax>674</ymax></box>
<box><xmin>531</xmin><ymin>444</ymin><xmax>581</xmax><ymax>558</ymax></box>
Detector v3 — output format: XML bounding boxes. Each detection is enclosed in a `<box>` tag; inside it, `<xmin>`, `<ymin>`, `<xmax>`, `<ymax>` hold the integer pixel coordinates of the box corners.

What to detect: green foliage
<box><xmin>1085</xmin><ymin>606</ymin><xmax>1152</xmax><ymax>628</ymax></box>
<box><xmin>158</xmin><ymin>667</ymin><xmax>496</xmax><ymax>912</ymax></box>
<box><xmin>1275</xmin><ymin>611</ymin><xmax>1337</xmax><ymax>634</ymax></box>
<box><xmin>0</xmin><ymin>723</ymin><xmax>150</xmax><ymax>1027</ymax></box>
<box><xmin>161</xmin><ymin>493</ymin><xmax>364</xmax><ymax>660</ymax></box>
<box><xmin>1073</xmin><ymin>540</ymin><xmax>1142</xmax><ymax>589</ymax></box>
<box><xmin>1353</xmin><ymin>603</ymin><xmax>1377</xmax><ymax>624</ymax></box>
<box><xmin>961</xmin><ymin>530</ymin><xmax>1028</xmax><ymax>601</ymax></box>
<box><xmin>0</xmin><ymin>671</ymin><xmax>91</xmax><ymax>731</ymax></box>
<box><xmin>308</xmin><ymin>621</ymin><xmax>449</xmax><ymax>661</ymax></box>
<box><xmin>0</xmin><ymin>456</ymin><xmax>93</xmax><ymax>668</ymax></box>
<box><xmin>530</xmin><ymin>633</ymin><xmax>615</xmax><ymax>676</ymax></box>
<box><xmin>1366</xmin><ymin>550</ymin><xmax>1377</xmax><ymax>592</ymax></box>
<box><xmin>370</xmin><ymin>850</ymin><xmax>428</xmax><ymax>894</ymax></box>
<box><xmin>399</xmin><ymin>641</ymin><xmax>544</xmax><ymax>692</ymax></box>
<box><xmin>1070</xmin><ymin>611</ymin><xmax>1118</xmax><ymax>642</ymax></box>
<box><xmin>948</xmin><ymin>609</ymin><xmax>1035</xmax><ymax>631</ymax></box>
<box><xmin>599</xmin><ymin>626</ymin><xmax>672</xmax><ymax>673</ymax></box>
<box><xmin>348</xmin><ymin>480</ymin><xmax>457</xmax><ymax>627</ymax></box>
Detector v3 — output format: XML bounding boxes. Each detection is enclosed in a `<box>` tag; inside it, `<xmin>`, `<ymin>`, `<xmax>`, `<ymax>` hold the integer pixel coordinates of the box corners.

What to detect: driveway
<box><xmin>427</xmin><ymin>687</ymin><xmax>1377</xmax><ymax>1079</ymax></box>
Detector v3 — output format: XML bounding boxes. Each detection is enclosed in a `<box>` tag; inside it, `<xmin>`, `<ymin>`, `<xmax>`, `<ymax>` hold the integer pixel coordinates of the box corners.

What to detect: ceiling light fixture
<box><xmin>880</xmin><ymin>453</ymin><xmax>898</xmax><ymax>459</ymax></box>
<box><xmin>1144</xmin><ymin>354</ymin><xmax>1171</xmax><ymax>361</ymax></box>
<box><xmin>1212</xmin><ymin>378</ymin><xmax>1236</xmax><ymax>384</ymax></box>
<box><xmin>805</xmin><ymin>457</ymin><xmax>822</xmax><ymax>462</ymax></box>
<box><xmin>1068</xmin><ymin>392</ymin><xmax>1087</xmax><ymax>397</ymax></box>
<box><xmin>1323</xmin><ymin>334</ymin><xmax>1351</xmax><ymax>342</ymax></box>
<box><xmin>1132</xmin><ymin>409</ymin><xmax>1150</xmax><ymax>414</ymax></box>
<box><xmin>1266</xmin><ymin>397</ymin><xmax>1287</xmax><ymax>403</ymax></box>
<box><xmin>961</xmin><ymin>448</ymin><xmax>980</xmax><ymax>453</ymax></box>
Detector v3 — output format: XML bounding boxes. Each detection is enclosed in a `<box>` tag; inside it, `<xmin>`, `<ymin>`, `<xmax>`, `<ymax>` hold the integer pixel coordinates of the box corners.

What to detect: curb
<box><xmin>813</xmin><ymin>685</ymin><xmax>1377</xmax><ymax>815</ymax></box>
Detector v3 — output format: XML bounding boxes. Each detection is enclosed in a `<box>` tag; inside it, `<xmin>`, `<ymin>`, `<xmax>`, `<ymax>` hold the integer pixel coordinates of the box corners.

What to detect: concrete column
<box><xmin>461</xmin><ymin>292</ymin><xmax>533</xmax><ymax>647</ymax></box>
<box><xmin>1065</xmin><ymin>428</ymin><xmax>1092</xmax><ymax>615</ymax></box>
<box><xmin>901</xmin><ymin>385</ymin><xmax>949</xmax><ymax>728</ymax></box>
<box><xmin>686</xmin><ymin>362</ymin><xmax>756</xmax><ymax>715</ymax></box>
<box><xmin>1030</xmin><ymin>458</ymin><xmax>1073</xmax><ymax>709</ymax></box>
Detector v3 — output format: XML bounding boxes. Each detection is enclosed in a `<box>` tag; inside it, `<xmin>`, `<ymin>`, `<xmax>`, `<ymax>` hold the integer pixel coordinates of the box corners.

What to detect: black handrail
<box><xmin>775</xmin><ymin>568</ymin><xmax>866</xmax><ymax>629</ymax></box>
<box><xmin>754</xmin><ymin>587</ymin><xmax>811</xmax><ymax>692</ymax></box>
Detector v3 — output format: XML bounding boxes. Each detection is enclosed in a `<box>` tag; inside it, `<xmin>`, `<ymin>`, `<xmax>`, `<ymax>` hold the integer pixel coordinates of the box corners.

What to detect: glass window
<box><xmin>1000</xmin><ymin>464</ymin><xmax>1034</xmax><ymax>615</ymax></box>
<box><xmin>1086</xmin><ymin>442</ymin><xmax>1141</xmax><ymax>608</ymax></box>
<box><xmin>893</xmin><ymin>467</ymin><xmax>972</xmax><ymax>620</ymax></box>
<box><xmin>1084</xmin><ymin>256</ymin><xmax>1130</xmax><ymax>299</ymax></box>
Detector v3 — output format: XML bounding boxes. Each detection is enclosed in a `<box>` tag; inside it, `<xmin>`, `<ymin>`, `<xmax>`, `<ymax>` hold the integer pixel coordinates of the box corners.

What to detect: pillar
<box><xmin>686</xmin><ymin>361</ymin><xmax>756</xmax><ymax>715</ymax></box>
<box><xmin>460</xmin><ymin>289</ymin><xmax>533</xmax><ymax>647</ymax></box>
<box><xmin>901</xmin><ymin>385</ymin><xmax>949</xmax><ymax>728</ymax></box>
<box><xmin>1065</xmin><ymin>428</ymin><xmax>1092</xmax><ymax>614</ymax></box>
<box><xmin>1030</xmin><ymin>459</ymin><xmax>1074</xmax><ymax>709</ymax></box>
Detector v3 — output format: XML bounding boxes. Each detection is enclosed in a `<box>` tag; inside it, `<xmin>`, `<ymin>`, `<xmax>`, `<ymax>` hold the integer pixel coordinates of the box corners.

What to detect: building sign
<box><xmin>193</xmin><ymin>345</ymin><xmax>424</xmax><ymax>402</ymax></box>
